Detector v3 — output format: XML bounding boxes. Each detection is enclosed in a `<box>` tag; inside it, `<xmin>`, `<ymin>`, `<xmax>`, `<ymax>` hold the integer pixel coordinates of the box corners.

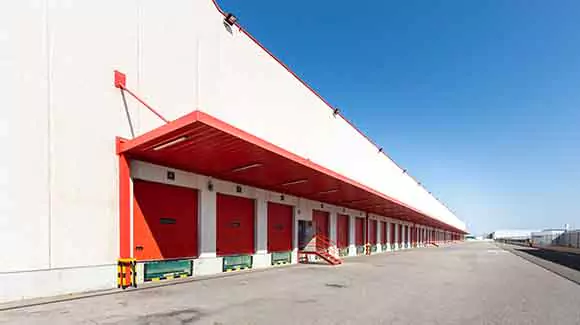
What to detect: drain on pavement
<box><xmin>325</xmin><ymin>283</ymin><xmax>347</xmax><ymax>289</ymax></box>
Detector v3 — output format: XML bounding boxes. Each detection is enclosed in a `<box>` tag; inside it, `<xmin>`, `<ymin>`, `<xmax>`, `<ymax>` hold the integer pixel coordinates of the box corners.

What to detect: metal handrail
<box><xmin>301</xmin><ymin>234</ymin><xmax>340</xmax><ymax>259</ymax></box>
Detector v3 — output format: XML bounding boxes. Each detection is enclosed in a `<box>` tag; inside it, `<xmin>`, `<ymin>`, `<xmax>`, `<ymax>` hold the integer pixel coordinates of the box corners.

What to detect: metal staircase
<box><xmin>298</xmin><ymin>234</ymin><xmax>343</xmax><ymax>265</ymax></box>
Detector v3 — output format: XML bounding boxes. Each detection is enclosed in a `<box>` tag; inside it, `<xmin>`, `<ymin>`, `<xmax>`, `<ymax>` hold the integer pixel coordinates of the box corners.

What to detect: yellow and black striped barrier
<box><xmin>365</xmin><ymin>243</ymin><xmax>371</xmax><ymax>255</ymax></box>
<box><xmin>117</xmin><ymin>258</ymin><xmax>137</xmax><ymax>289</ymax></box>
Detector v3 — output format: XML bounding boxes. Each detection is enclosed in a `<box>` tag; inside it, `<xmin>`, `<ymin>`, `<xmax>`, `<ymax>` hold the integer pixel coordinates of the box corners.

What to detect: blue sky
<box><xmin>218</xmin><ymin>0</ymin><xmax>580</xmax><ymax>234</ymax></box>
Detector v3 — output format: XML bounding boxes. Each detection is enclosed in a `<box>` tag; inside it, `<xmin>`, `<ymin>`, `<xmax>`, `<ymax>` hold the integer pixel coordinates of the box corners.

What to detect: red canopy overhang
<box><xmin>117</xmin><ymin>110</ymin><xmax>466</xmax><ymax>234</ymax></box>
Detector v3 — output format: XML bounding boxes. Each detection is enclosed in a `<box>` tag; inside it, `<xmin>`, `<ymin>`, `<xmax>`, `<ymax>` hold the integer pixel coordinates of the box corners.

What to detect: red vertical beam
<box><xmin>117</xmin><ymin>138</ymin><xmax>131</xmax><ymax>259</ymax></box>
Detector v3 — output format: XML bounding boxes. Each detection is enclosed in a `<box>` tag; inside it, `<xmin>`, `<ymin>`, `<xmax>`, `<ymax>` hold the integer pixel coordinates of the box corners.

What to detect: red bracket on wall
<box><xmin>114</xmin><ymin>70</ymin><xmax>126</xmax><ymax>89</ymax></box>
<box><xmin>114</xmin><ymin>70</ymin><xmax>169</xmax><ymax>124</ymax></box>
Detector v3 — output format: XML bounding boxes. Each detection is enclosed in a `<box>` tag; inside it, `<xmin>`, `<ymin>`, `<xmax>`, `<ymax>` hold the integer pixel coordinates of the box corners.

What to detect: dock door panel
<box><xmin>133</xmin><ymin>180</ymin><xmax>198</xmax><ymax>260</ymax></box>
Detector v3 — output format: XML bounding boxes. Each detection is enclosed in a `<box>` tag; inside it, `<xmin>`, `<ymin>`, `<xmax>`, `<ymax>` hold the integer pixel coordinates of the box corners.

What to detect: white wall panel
<box><xmin>47</xmin><ymin>0</ymin><xmax>139</xmax><ymax>268</ymax></box>
<box><xmin>137</xmin><ymin>0</ymin><xmax>202</xmax><ymax>132</ymax></box>
<box><xmin>0</xmin><ymin>0</ymin><xmax>50</xmax><ymax>272</ymax></box>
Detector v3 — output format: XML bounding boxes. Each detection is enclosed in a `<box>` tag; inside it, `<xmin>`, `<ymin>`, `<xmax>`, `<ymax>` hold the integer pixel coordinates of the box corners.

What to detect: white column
<box><xmin>255</xmin><ymin>192</ymin><xmax>268</xmax><ymax>254</ymax></box>
<box><xmin>329</xmin><ymin>211</ymin><xmax>337</xmax><ymax>249</ymax></box>
<box><xmin>198</xmin><ymin>188</ymin><xmax>216</xmax><ymax>258</ymax></box>
<box><xmin>394</xmin><ymin>222</ymin><xmax>399</xmax><ymax>250</ymax></box>
<box><xmin>376</xmin><ymin>221</ymin><xmax>382</xmax><ymax>253</ymax></box>
<box><xmin>252</xmin><ymin>191</ymin><xmax>270</xmax><ymax>268</ymax></box>
<box><xmin>291</xmin><ymin>205</ymin><xmax>299</xmax><ymax>264</ymax></box>
<box><xmin>386</xmin><ymin>221</ymin><xmax>391</xmax><ymax>251</ymax></box>
<box><xmin>348</xmin><ymin>215</ymin><xmax>356</xmax><ymax>256</ymax></box>
<box><xmin>417</xmin><ymin>227</ymin><xmax>421</xmax><ymax>247</ymax></box>
<box><xmin>329</xmin><ymin>211</ymin><xmax>337</xmax><ymax>243</ymax></box>
<box><xmin>194</xmin><ymin>187</ymin><xmax>222</xmax><ymax>276</ymax></box>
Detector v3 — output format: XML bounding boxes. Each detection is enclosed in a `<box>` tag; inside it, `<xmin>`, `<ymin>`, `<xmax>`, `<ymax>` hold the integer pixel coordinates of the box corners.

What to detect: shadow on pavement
<box><xmin>515</xmin><ymin>247</ymin><xmax>580</xmax><ymax>272</ymax></box>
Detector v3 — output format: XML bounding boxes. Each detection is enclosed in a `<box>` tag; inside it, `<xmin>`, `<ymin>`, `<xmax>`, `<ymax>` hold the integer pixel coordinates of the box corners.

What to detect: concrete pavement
<box><xmin>500</xmin><ymin>243</ymin><xmax>580</xmax><ymax>285</ymax></box>
<box><xmin>1</xmin><ymin>242</ymin><xmax>579</xmax><ymax>324</ymax></box>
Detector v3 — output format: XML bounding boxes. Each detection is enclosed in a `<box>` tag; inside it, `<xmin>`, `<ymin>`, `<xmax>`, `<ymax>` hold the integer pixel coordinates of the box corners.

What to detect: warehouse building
<box><xmin>0</xmin><ymin>0</ymin><xmax>466</xmax><ymax>303</ymax></box>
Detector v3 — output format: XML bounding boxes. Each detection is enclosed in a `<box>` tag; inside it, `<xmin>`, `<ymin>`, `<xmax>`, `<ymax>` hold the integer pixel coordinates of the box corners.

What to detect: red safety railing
<box><xmin>299</xmin><ymin>234</ymin><xmax>342</xmax><ymax>265</ymax></box>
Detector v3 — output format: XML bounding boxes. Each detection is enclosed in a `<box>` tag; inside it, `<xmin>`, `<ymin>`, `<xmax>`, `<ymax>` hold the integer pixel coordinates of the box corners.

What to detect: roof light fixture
<box><xmin>318</xmin><ymin>189</ymin><xmax>338</xmax><ymax>195</ymax></box>
<box><xmin>342</xmin><ymin>198</ymin><xmax>370</xmax><ymax>204</ymax></box>
<box><xmin>281</xmin><ymin>179</ymin><xmax>308</xmax><ymax>186</ymax></box>
<box><xmin>231</xmin><ymin>163</ymin><xmax>263</xmax><ymax>173</ymax></box>
<box><xmin>152</xmin><ymin>136</ymin><xmax>187</xmax><ymax>151</ymax></box>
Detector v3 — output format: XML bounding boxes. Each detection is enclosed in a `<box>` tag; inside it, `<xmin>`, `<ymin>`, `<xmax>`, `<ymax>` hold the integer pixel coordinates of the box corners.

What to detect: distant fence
<box><xmin>495</xmin><ymin>238</ymin><xmax>530</xmax><ymax>247</ymax></box>
<box><xmin>531</xmin><ymin>230</ymin><xmax>580</xmax><ymax>250</ymax></box>
<box><xmin>554</xmin><ymin>230</ymin><xmax>580</xmax><ymax>249</ymax></box>
<box><xmin>496</xmin><ymin>230</ymin><xmax>580</xmax><ymax>250</ymax></box>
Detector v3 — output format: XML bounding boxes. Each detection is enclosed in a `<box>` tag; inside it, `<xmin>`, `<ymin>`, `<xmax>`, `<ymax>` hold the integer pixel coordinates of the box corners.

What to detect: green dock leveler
<box><xmin>371</xmin><ymin>244</ymin><xmax>378</xmax><ymax>253</ymax></box>
<box><xmin>223</xmin><ymin>255</ymin><xmax>253</xmax><ymax>272</ymax></box>
<box><xmin>339</xmin><ymin>247</ymin><xmax>349</xmax><ymax>257</ymax></box>
<box><xmin>144</xmin><ymin>259</ymin><xmax>192</xmax><ymax>282</ymax></box>
<box><xmin>356</xmin><ymin>245</ymin><xmax>365</xmax><ymax>255</ymax></box>
<box><xmin>271</xmin><ymin>251</ymin><xmax>292</xmax><ymax>265</ymax></box>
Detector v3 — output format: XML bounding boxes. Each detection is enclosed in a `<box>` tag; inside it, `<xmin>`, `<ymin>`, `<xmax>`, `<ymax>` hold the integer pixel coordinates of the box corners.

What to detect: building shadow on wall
<box><xmin>514</xmin><ymin>247</ymin><xmax>580</xmax><ymax>272</ymax></box>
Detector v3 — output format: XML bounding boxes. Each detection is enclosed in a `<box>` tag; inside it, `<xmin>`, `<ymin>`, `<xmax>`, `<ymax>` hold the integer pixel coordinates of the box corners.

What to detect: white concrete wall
<box><xmin>0</xmin><ymin>0</ymin><xmax>463</xmax><ymax>302</ymax></box>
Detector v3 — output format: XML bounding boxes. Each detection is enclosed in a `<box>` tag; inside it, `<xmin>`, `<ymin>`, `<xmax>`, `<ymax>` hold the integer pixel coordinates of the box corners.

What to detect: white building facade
<box><xmin>0</xmin><ymin>0</ymin><xmax>466</xmax><ymax>303</ymax></box>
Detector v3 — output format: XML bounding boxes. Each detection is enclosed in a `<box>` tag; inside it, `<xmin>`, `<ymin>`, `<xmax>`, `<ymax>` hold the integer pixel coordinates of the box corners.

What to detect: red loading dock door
<box><xmin>369</xmin><ymin>219</ymin><xmax>377</xmax><ymax>245</ymax></box>
<box><xmin>217</xmin><ymin>194</ymin><xmax>255</xmax><ymax>256</ymax></box>
<box><xmin>398</xmin><ymin>224</ymin><xmax>403</xmax><ymax>244</ymax></box>
<box><xmin>313</xmin><ymin>210</ymin><xmax>330</xmax><ymax>249</ymax></box>
<box><xmin>390</xmin><ymin>223</ymin><xmax>395</xmax><ymax>245</ymax></box>
<box><xmin>336</xmin><ymin>214</ymin><xmax>349</xmax><ymax>248</ymax></box>
<box><xmin>267</xmin><ymin>202</ymin><xmax>293</xmax><ymax>252</ymax></box>
<box><xmin>381</xmin><ymin>221</ymin><xmax>387</xmax><ymax>244</ymax></box>
<box><xmin>133</xmin><ymin>180</ymin><xmax>198</xmax><ymax>260</ymax></box>
<box><xmin>355</xmin><ymin>217</ymin><xmax>364</xmax><ymax>246</ymax></box>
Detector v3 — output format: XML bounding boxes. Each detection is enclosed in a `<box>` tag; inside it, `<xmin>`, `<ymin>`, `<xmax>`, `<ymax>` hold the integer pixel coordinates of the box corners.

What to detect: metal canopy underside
<box><xmin>117</xmin><ymin>110</ymin><xmax>465</xmax><ymax>234</ymax></box>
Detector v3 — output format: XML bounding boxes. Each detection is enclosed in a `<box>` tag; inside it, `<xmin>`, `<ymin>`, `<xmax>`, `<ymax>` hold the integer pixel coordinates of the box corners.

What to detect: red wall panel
<box><xmin>267</xmin><ymin>202</ymin><xmax>293</xmax><ymax>252</ymax></box>
<box><xmin>355</xmin><ymin>217</ymin><xmax>364</xmax><ymax>246</ymax></box>
<box><xmin>133</xmin><ymin>180</ymin><xmax>198</xmax><ymax>260</ymax></box>
<box><xmin>369</xmin><ymin>219</ymin><xmax>377</xmax><ymax>244</ymax></box>
<box><xmin>217</xmin><ymin>194</ymin><xmax>255</xmax><ymax>256</ymax></box>
<box><xmin>336</xmin><ymin>214</ymin><xmax>349</xmax><ymax>248</ymax></box>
